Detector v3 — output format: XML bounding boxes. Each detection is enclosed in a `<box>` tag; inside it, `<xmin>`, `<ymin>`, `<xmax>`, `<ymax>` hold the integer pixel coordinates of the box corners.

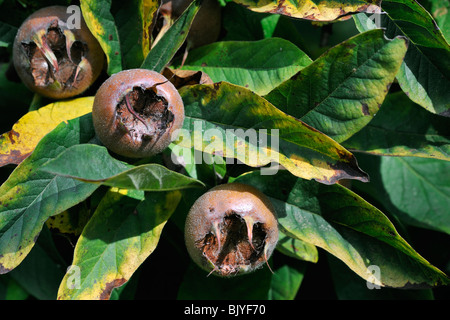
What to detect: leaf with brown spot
<box><xmin>141</xmin><ymin>0</ymin><xmax>201</xmax><ymax>72</ymax></box>
<box><xmin>81</xmin><ymin>0</ymin><xmax>122</xmax><ymax>74</ymax></box>
<box><xmin>114</xmin><ymin>0</ymin><xmax>161</xmax><ymax>69</ymax></box>
<box><xmin>343</xmin><ymin>91</ymin><xmax>450</xmax><ymax>160</ymax></box>
<box><xmin>265</xmin><ymin>29</ymin><xmax>408</xmax><ymax>143</ymax></box>
<box><xmin>0</xmin><ymin>97</ymin><xmax>94</xmax><ymax>167</ymax></box>
<box><xmin>236</xmin><ymin>171</ymin><xmax>450</xmax><ymax>288</ymax></box>
<box><xmin>0</xmin><ymin>115</ymin><xmax>98</xmax><ymax>274</ymax></box>
<box><xmin>232</xmin><ymin>0</ymin><xmax>381</xmax><ymax>21</ymax></box>
<box><xmin>354</xmin><ymin>0</ymin><xmax>450</xmax><ymax>116</ymax></box>
<box><xmin>178</xmin><ymin>81</ymin><xmax>369</xmax><ymax>185</ymax></box>
<box><xmin>57</xmin><ymin>189</ymin><xmax>180</xmax><ymax>300</ymax></box>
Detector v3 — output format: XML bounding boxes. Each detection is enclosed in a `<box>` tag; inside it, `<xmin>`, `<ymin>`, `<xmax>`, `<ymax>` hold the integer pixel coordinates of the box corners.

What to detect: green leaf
<box><xmin>0</xmin><ymin>114</ymin><xmax>99</xmax><ymax>274</ymax></box>
<box><xmin>0</xmin><ymin>96</ymin><xmax>94</xmax><ymax>167</ymax></box>
<box><xmin>222</xmin><ymin>3</ymin><xmax>312</xmax><ymax>57</ymax></box>
<box><xmin>265</xmin><ymin>29</ymin><xmax>408</xmax><ymax>143</ymax></box>
<box><xmin>352</xmin><ymin>153</ymin><xmax>450</xmax><ymax>235</ymax></box>
<box><xmin>40</xmin><ymin>144</ymin><xmax>205</xmax><ymax>191</ymax></box>
<box><xmin>0</xmin><ymin>63</ymin><xmax>34</xmax><ymax>124</ymax></box>
<box><xmin>353</xmin><ymin>0</ymin><xmax>450</xmax><ymax>116</ymax></box>
<box><xmin>222</xmin><ymin>2</ymin><xmax>276</xmax><ymax>41</ymax></box>
<box><xmin>0</xmin><ymin>276</ymin><xmax>29</xmax><ymax>300</ymax></box>
<box><xmin>231</xmin><ymin>0</ymin><xmax>381</xmax><ymax>21</ymax></box>
<box><xmin>57</xmin><ymin>188</ymin><xmax>180</xmax><ymax>300</ymax></box>
<box><xmin>235</xmin><ymin>171</ymin><xmax>450</xmax><ymax>288</ymax></box>
<box><xmin>113</xmin><ymin>0</ymin><xmax>160</xmax><ymax>69</ymax></box>
<box><xmin>141</xmin><ymin>0</ymin><xmax>201</xmax><ymax>72</ymax></box>
<box><xmin>0</xmin><ymin>21</ymin><xmax>17</xmax><ymax>48</ymax></box>
<box><xmin>427</xmin><ymin>0</ymin><xmax>450</xmax><ymax>41</ymax></box>
<box><xmin>342</xmin><ymin>91</ymin><xmax>450</xmax><ymax>160</ymax></box>
<box><xmin>8</xmin><ymin>225</ymin><xmax>66</xmax><ymax>300</ymax></box>
<box><xmin>81</xmin><ymin>0</ymin><xmax>122</xmax><ymax>75</ymax></box>
<box><xmin>177</xmin><ymin>38</ymin><xmax>312</xmax><ymax>96</ymax></box>
<box><xmin>177</xmin><ymin>81</ymin><xmax>369</xmax><ymax>185</ymax></box>
<box><xmin>276</xmin><ymin>232</ymin><xmax>318</xmax><ymax>263</ymax></box>
<box><xmin>167</xmin><ymin>144</ymin><xmax>227</xmax><ymax>188</ymax></box>
<box><xmin>327</xmin><ymin>253</ymin><xmax>434</xmax><ymax>299</ymax></box>
<box><xmin>268</xmin><ymin>261</ymin><xmax>306</xmax><ymax>300</ymax></box>
<box><xmin>379</xmin><ymin>156</ymin><xmax>450</xmax><ymax>235</ymax></box>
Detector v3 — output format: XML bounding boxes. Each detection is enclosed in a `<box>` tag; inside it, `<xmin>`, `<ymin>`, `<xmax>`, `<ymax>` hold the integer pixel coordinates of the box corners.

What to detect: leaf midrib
<box><xmin>383</xmin><ymin>3</ymin><xmax>450</xmax><ymax>79</ymax></box>
<box><xmin>299</xmin><ymin>38</ymin><xmax>403</xmax><ymax>122</ymax></box>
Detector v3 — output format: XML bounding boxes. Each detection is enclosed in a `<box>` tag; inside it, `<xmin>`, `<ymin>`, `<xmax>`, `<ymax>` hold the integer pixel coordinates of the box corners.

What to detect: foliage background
<box><xmin>0</xmin><ymin>0</ymin><xmax>449</xmax><ymax>300</ymax></box>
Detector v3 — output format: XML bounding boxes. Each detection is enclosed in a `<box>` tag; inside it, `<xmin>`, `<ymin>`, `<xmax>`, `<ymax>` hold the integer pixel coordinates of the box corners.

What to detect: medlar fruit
<box><xmin>13</xmin><ymin>6</ymin><xmax>104</xmax><ymax>99</ymax></box>
<box><xmin>92</xmin><ymin>69</ymin><xmax>185</xmax><ymax>158</ymax></box>
<box><xmin>185</xmin><ymin>183</ymin><xmax>279</xmax><ymax>277</ymax></box>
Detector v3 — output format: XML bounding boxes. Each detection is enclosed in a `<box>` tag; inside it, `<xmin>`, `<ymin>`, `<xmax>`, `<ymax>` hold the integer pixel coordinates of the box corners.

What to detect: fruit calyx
<box><xmin>198</xmin><ymin>210</ymin><xmax>272</xmax><ymax>277</ymax></box>
<box><xmin>185</xmin><ymin>183</ymin><xmax>279</xmax><ymax>277</ymax></box>
<box><xmin>22</xmin><ymin>19</ymin><xmax>87</xmax><ymax>90</ymax></box>
<box><xmin>116</xmin><ymin>86</ymin><xmax>174</xmax><ymax>142</ymax></box>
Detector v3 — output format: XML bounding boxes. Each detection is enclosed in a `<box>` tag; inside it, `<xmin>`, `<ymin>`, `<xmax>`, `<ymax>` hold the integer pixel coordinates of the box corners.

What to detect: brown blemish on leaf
<box><xmin>0</xmin><ymin>149</ymin><xmax>31</xmax><ymax>167</ymax></box>
<box><xmin>8</xmin><ymin>130</ymin><xmax>20</xmax><ymax>144</ymax></box>
<box><xmin>319</xmin><ymin>151</ymin><xmax>369</xmax><ymax>185</ymax></box>
<box><xmin>0</xmin><ymin>262</ymin><xmax>12</xmax><ymax>275</ymax></box>
<box><xmin>100</xmin><ymin>278</ymin><xmax>127</xmax><ymax>300</ymax></box>
<box><xmin>267</xmin><ymin>0</ymin><xmax>291</xmax><ymax>16</ymax></box>
<box><xmin>361</xmin><ymin>103</ymin><xmax>370</xmax><ymax>115</ymax></box>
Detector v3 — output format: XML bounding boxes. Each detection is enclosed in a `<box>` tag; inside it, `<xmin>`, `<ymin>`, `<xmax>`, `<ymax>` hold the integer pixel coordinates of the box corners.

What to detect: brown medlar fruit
<box><xmin>92</xmin><ymin>69</ymin><xmax>185</xmax><ymax>158</ymax></box>
<box><xmin>13</xmin><ymin>6</ymin><xmax>104</xmax><ymax>99</ymax></box>
<box><xmin>185</xmin><ymin>183</ymin><xmax>279</xmax><ymax>277</ymax></box>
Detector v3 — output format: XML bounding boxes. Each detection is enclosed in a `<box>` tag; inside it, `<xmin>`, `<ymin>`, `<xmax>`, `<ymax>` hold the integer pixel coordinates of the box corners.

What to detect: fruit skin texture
<box><xmin>92</xmin><ymin>69</ymin><xmax>185</xmax><ymax>159</ymax></box>
<box><xmin>185</xmin><ymin>183</ymin><xmax>279</xmax><ymax>277</ymax></box>
<box><xmin>13</xmin><ymin>6</ymin><xmax>104</xmax><ymax>99</ymax></box>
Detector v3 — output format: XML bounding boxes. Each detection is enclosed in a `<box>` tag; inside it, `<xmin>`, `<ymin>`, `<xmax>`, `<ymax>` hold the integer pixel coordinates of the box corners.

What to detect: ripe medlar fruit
<box><xmin>185</xmin><ymin>183</ymin><xmax>279</xmax><ymax>277</ymax></box>
<box><xmin>13</xmin><ymin>6</ymin><xmax>104</xmax><ymax>99</ymax></box>
<box><xmin>92</xmin><ymin>69</ymin><xmax>185</xmax><ymax>158</ymax></box>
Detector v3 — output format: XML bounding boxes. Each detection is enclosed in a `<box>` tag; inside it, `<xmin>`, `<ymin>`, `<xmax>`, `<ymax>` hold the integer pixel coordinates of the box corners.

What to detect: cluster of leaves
<box><xmin>0</xmin><ymin>0</ymin><xmax>449</xmax><ymax>300</ymax></box>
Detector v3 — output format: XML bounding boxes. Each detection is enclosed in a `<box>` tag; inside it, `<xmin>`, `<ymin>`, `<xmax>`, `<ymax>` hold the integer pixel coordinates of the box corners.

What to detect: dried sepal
<box><xmin>185</xmin><ymin>183</ymin><xmax>279</xmax><ymax>277</ymax></box>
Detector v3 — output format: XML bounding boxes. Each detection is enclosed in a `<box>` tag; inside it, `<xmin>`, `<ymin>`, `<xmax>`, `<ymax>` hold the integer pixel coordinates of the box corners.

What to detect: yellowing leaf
<box><xmin>141</xmin><ymin>0</ymin><xmax>160</xmax><ymax>58</ymax></box>
<box><xmin>232</xmin><ymin>0</ymin><xmax>381</xmax><ymax>21</ymax></box>
<box><xmin>46</xmin><ymin>207</ymin><xmax>92</xmax><ymax>236</ymax></box>
<box><xmin>57</xmin><ymin>189</ymin><xmax>181</xmax><ymax>300</ymax></box>
<box><xmin>80</xmin><ymin>0</ymin><xmax>122</xmax><ymax>74</ymax></box>
<box><xmin>0</xmin><ymin>97</ymin><xmax>94</xmax><ymax>167</ymax></box>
